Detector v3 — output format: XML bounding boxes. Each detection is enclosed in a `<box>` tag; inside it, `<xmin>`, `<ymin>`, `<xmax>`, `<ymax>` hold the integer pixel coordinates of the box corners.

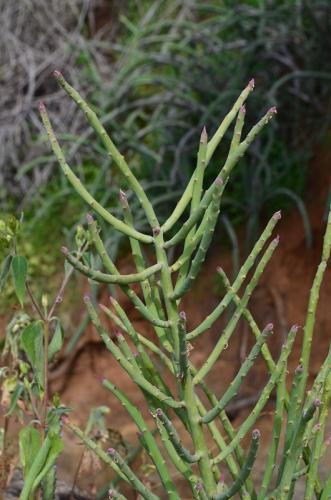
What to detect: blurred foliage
<box><xmin>88</xmin><ymin>0</ymin><xmax>330</xmax><ymax>250</ymax></box>
<box><xmin>3</xmin><ymin>0</ymin><xmax>331</xmax><ymax>277</ymax></box>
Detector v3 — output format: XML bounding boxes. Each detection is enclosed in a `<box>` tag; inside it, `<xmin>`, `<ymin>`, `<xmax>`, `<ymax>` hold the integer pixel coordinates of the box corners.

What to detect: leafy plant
<box><xmin>0</xmin><ymin>217</ymin><xmax>77</xmax><ymax>498</ymax></box>
<box><xmin>37</xmin><ymin>72</ymin><xmax>331</xmax><ymax>498</ymax></box>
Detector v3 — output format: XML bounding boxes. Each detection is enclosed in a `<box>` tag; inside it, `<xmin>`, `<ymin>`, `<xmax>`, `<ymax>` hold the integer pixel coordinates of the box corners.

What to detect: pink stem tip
<box><xmin>273</xmin><ymin>210</ymin><xmax>282</xmax><ymax>220</ymax></box>
<box><xmin>252</xmin><ymin>429</ymin><xmax>261</xmax><ymax>439</ymax></box>
<box><xmin>86</xmin><ymin>213</ymin><xmax>94</xmax><ymax>224</ymax></box>
<box><xmin>200</xmin><ymin>126</ymin><xmax>208</xmax><ymax>143</ymax></box>
<box><xmin>53</xmin><ymin>70</ymin><xmax>63</xmax><ymax>79</ymax></box>
<box><xmin>39</xmin><ymin>101</ymin><xmax>46</xmax><ymax>112</ymax></box>
<box><xmin>248</xmin><ymin>78</ymin><xmax>255</xmax><ymax>90</ymax></box>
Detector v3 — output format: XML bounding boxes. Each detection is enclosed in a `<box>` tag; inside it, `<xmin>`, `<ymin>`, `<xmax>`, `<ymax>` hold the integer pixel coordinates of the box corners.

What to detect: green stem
<box><xmin>187</xmin><ymin>212</ymin><xmax>280</xmax><ymax>340</ymax></box>
<box><xmin>63</xmin><ymin>248</ymin><xmax>162</xmax><ymax>284</ymax></box>
<box><xmin>304</xmin><ymin>372</ymin><xmax>331</xmax><ymax>499</ymax></box>
<box><xmin>202</xmin><ymin>323</ymin><xmax>273</xmax><ymax>423</ymax></box>
<box><xmin>164</xmin><ymin>107</ymin><xmax>277</xmax><ymax>249</ymax></box>
<box><xmin>66</xmin><ymin>422</ymin><xmax>127</xmax><ymax>482</ymax></box>
<box><xmin>275</xmin><ymin>399</ymin><xmax>321</xmax><ymax>499</ymax></box>
<box><xmin>39</xmin><ymin>102</ymin><xmax>152</xmax><ymax>243</ymax></box>
<box><xmin>215</xmin><ymin>430</ymin><xmax>260</xmax><ymax>500</ymax></box>
<box><xmin>258</xmin><ymin>360</ymin><xmax>286</xmax><ymax>499</ymax></box>
<box><xmin>194</xmin><ymin>236</ymin><xmax>279</xmax><ymax>384</ymax></box>
<box><xmin>183</xmin><ymin>371</ymin><xmax>217</xmax><ymax>495</ymax></box>
<box><xmin>103</xmin><ymin>380</ymin><xmax>179</xmax><ymax>499</ymax></box>
<box><xmin>213</xmin><ymin>325</ymin><xmax>297</xmax><ymax>464</ymax></box>
<box><xmin>120</xmin><ymin>190</ymin><xmax>171</xmax><ymax>347</ymax></box>
<box><xmin>162</xmin><ymin>79</ymin><xmax>254</xmax><ymax>234</ymax></box>
<box><xmin>175</xmin><ymin>127</ymin><xmax>208</xmax><ymax>289</ymax></box>
<box><xmin>108</xmin><ymin>447</ymin><xmax>159</xmax><ymax>500</ymax></box>
<box><xmin>85</xmin><ymin>297</ymin><xmax>184</xmax><ymax>409</ymax></box>
<box><xmin>173</xmin><ymin>178</ymin><xmax>223</xmax><ymax>299</ymax></box>
<box><xmin>53</xmin><ymin>71</ymin><xmax>159</xmax><ymax>230</ymax></box>
<box><xmin>86</xmin><ymin>214</ymin><xmax>171</xmax><ymax>331</ymax></box>
<box><xmin>155</xmin><ymin>408</ymin><xmax>200</xmax><ymax>463</ymax></box>
<box><xmin>297</xmin><ymin>206</ymin><xmax>331</xmax><ymax>415</ymax></box>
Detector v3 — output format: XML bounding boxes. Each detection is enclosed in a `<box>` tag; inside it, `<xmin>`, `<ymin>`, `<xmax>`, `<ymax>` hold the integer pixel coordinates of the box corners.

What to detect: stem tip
<box><xmin>39</xmin><ymin>101</ymin><xmax>46</xmax><ymax>112</ymax></box>
<box><xmin>252</xmin><ymin>428</ymin><xmax>261</xmax><ymax>439</ymax></box>
<box><xmin>86</xmin><ymin>213</ymin><xmax>94</xmax><ymax>224</ymax></box>
<box><xmin>53</xmin><ymin>70</ymin><xmax>63</xmax><ymax>79</ymax></box>
<box><xmin>201</xmin><ymin>126</ymin><xmax>208</xmax><ymax>143</ymax></box>
<box><xmin>273</xmin><ymin>210</ymin><xmax>282</xmax><ymax>220</ymax></box>
<box><xmin>248</xmin><ymin>78</ymin><xmax>255</xmax><ymax>89</ymax></box>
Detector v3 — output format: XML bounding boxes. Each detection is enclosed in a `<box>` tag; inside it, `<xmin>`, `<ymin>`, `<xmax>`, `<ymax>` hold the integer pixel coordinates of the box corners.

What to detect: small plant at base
<box><xmin>0</xmin><ymin>218</ymin><xmax>89</xmax><ymax>498</ymax></box>
<box><xmin>39</xmin><ymin>72</ymin><xmax>331</xmax><ymax>499</ymax></box>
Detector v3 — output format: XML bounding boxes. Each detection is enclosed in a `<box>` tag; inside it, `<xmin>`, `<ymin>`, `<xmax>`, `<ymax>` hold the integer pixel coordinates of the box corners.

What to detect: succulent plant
<box><xmin>39</xmin><ymin>72</ymin><xmax>331</xmax><ymax>499</ymax></box>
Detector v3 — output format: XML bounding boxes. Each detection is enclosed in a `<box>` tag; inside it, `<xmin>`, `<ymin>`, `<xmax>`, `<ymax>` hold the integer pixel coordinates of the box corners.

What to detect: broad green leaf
<box><xmin>19</xmin><ymin>432</ymin><xmax>64</xmax><ymax>500</ymax></box>
<box><xmin>6</xmin><ymin>382</ymin><xmax>24</xmax><ymax>416</ymax></box>
<box><xmin>19</xmin><ymin>435</ymin><xmax>52</xmax><ymax>500</ymax></box>
<box><xmin>48</xmin><ymin>319</ymin><xmax>64</xmax><ymax>362</ymax></box>
<box><xmin>19</xmin><ymin>426</ymin><xmax>41</xmax><ymax>477</ymax></box>
<box><xmin>21</xmin><ymin>322</ymin><xmax>44</xmax><ymax>388</ymax></box>
<box><xmin>11</xmin><ymin>255</ymin><xmax>28</xmax><ymax>306</ymax></box>
<box><xmin>32</xmin><ymin>434</ymin><xmax>64</xmax><ymax>491</ymax></box>
<box><xmin>0</xmin><ymin>254</ymin><xmax>12</xmax><ymax>292</ymax></box>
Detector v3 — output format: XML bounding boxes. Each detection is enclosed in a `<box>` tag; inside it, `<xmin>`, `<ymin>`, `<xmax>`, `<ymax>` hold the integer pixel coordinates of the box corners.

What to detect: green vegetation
<box><xmin>4</xmin><ymin>0</ymin><xmax>331</xmax><ymax>277</ymax></box>
<box><xmin>1</xmin><ymin>74</ymin><xmax>329</xmax><ymax>498</ymax></box>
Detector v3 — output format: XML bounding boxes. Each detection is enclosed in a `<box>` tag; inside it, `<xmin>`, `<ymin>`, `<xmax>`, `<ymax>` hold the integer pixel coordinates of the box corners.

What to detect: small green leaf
<box><xmin>19</xmin><ymin>426</ymin><xmax>42</xmax><ymax>477</ymax></box>
<box><xmin>11</xmin><ymin>255</ymin><xmax>28</xmax><ymax>306</ymax></box>
<box><xmin>6</xmin><ymin>382</ymin><xmax>24</xmax><ymax>416</ymax></box>
<box><xmin>48</xmin><ymin>320</ymin><xmax>64</xmax><ymax>362</ymax></box>
<box><xmin>21</xmin><ymin>322</ymin><xmax>44</xmax><ymax>388</ymax></box>
<box><xmin>0</xmin><ymin>254</ymin><xmax>13</xmax><ymax>292</ymax></box>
